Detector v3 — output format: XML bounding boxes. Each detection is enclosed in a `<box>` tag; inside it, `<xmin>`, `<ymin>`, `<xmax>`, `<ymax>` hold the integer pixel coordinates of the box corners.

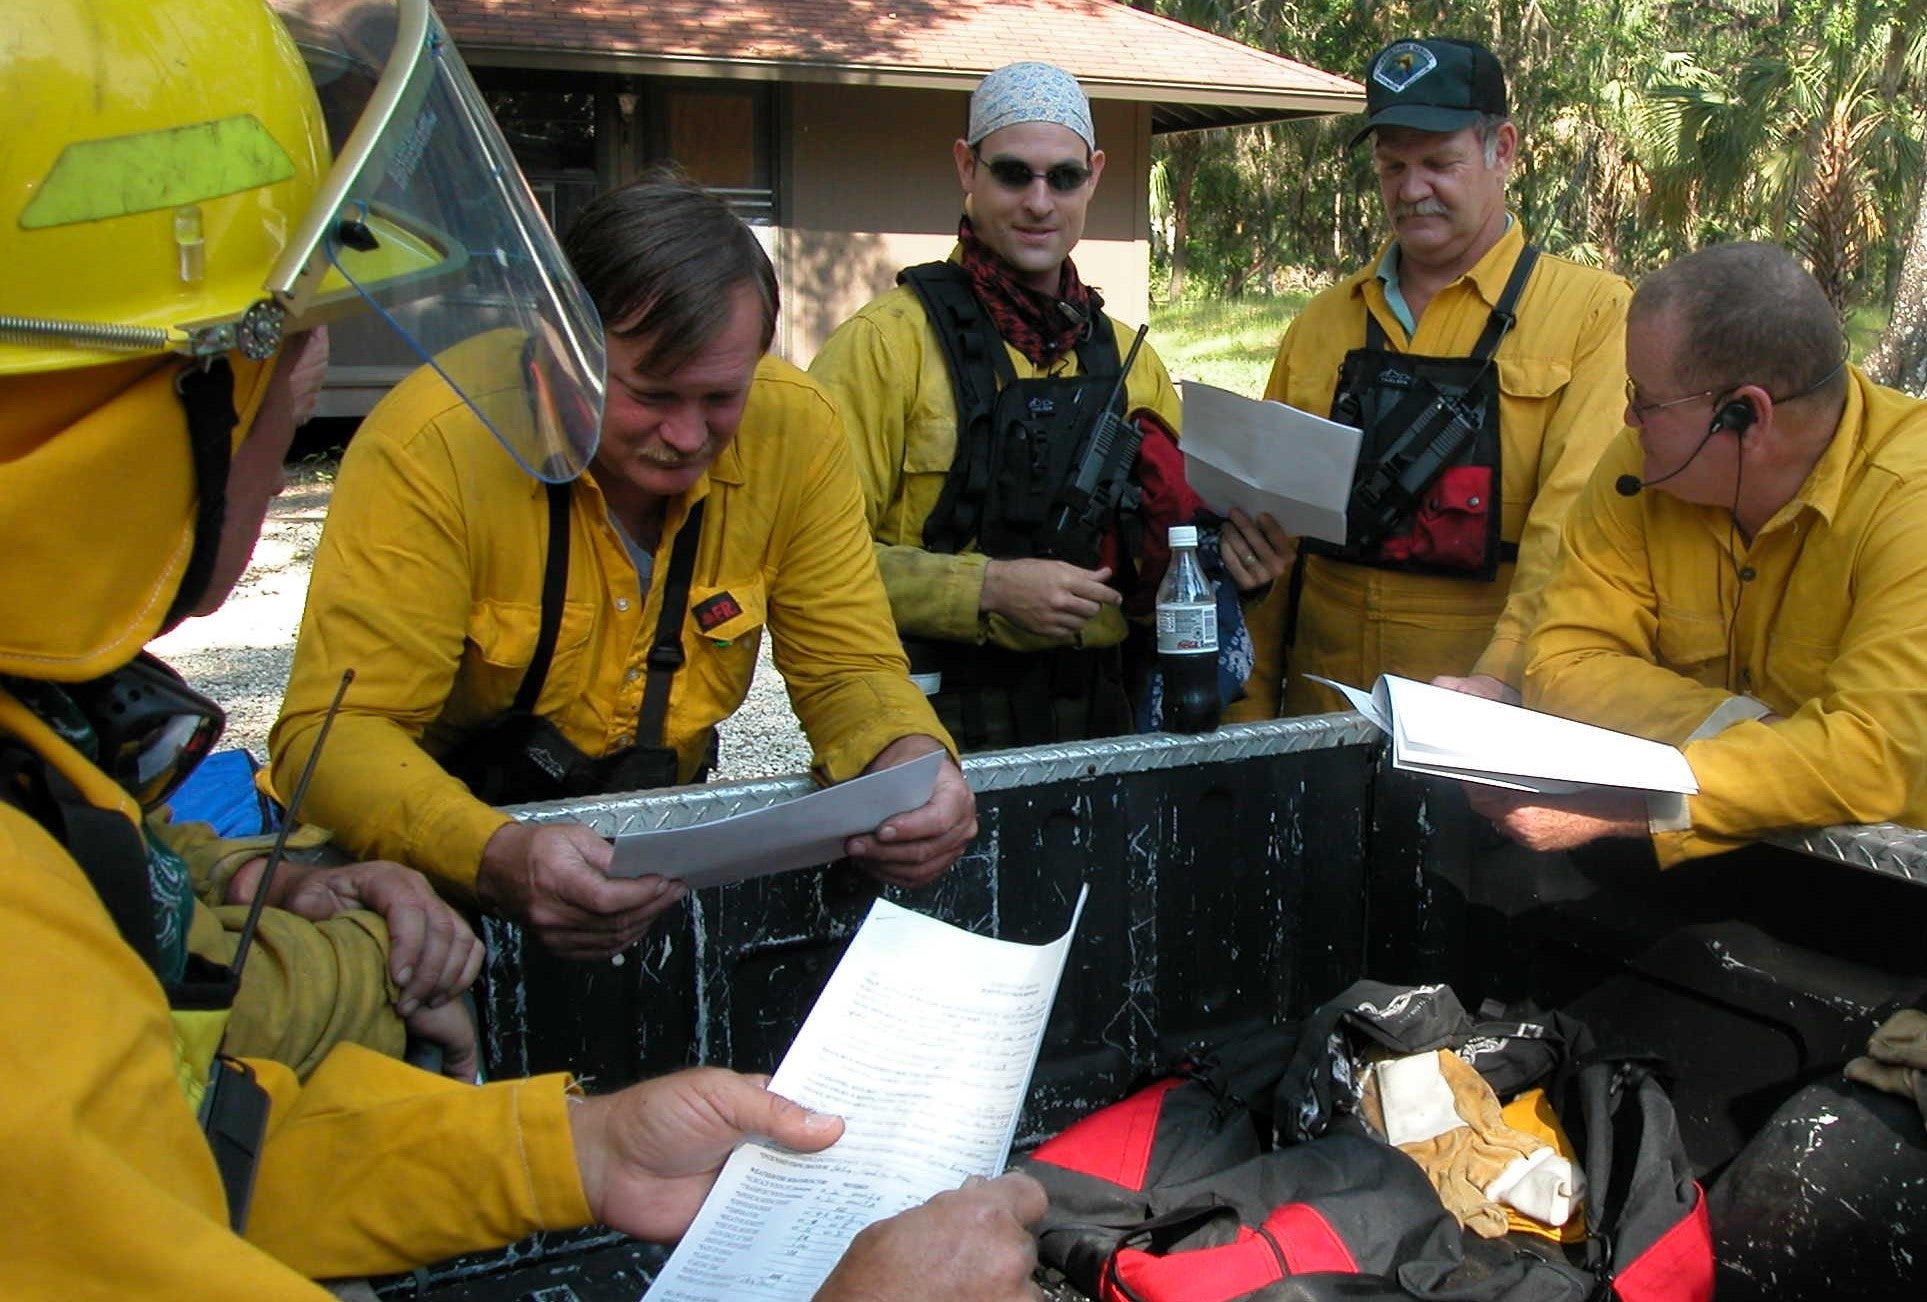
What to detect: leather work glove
<box><xmin>1844</xmin><ymin>1008</ymin><xmax>1927</xmax><ymax>1121</ymax></box>
<box><xmin>1361</xmin><ymin>1048</ymin><xmax>1585</xmax><ymax>1239</ymax></box>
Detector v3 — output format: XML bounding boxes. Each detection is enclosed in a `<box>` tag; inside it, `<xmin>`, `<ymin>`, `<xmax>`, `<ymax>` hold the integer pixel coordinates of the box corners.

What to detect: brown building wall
<box><xmin>778</xmin><ymin>83</ymin><xmax>1154</xmax><ymax>364</ymax></box>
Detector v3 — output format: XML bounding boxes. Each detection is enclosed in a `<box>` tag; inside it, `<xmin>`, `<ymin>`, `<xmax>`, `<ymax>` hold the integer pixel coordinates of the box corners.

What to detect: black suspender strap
<box><xmin>636</xmin><ymin>497</ymin><xmax>707</xmax><ymax>750</ymax></box>
<box><xmin>1</xmin><ymin>742</ymin><xmax>161</xmax><ymax>971</ymax></box>
<box><xmin>1472</xmin><ymin>244</ymin><xmax>1540</xmax><ymax>360</ymax></box>
<box><xmin>900</xmin><ymin>262</ymin><xmax>1016</xmax><ymax>555</ymax></box>
<box><xmin>1366</xmin><ymin>310</ymin><xmax>1389</xmax><ymax>352</ymax></box>
<box><xmin>510</xmin><ymin>481</ymin><xmax>574</xmax><ymax>715</ymax></box>
<box><xmin>164</xmin><ymin>360</ymin><xmax>240</xmax><ymax>627</ymax></box>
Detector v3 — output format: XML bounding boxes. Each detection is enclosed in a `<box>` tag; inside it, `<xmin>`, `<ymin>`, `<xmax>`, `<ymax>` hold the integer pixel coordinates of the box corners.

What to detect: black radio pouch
<box><xmin>443</xmin><ymin>487</ymin><xmax>706</xmax><ymax>806</ymax></box>
<box><xmin>898</xmin><ymin>261</ymin><xmax>1125</xmax><ymax>564</ymax></box>
<box><xmin>1310</xmin><ymin>246</ymin><xmax>1539</xmax><ymax>581</ymax></box>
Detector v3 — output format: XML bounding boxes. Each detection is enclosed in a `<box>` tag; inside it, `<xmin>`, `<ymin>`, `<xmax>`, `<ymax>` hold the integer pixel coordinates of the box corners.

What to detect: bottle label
<box><xmin>1157</xmin><ymin>603</ymin><xmax>1217</xmax><ymax>654</ymax></box>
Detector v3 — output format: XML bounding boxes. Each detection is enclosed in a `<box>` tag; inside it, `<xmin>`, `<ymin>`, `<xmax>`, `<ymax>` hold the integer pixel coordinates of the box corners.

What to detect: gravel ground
<box><xmin>146</xmin><ymin>464</ymin><xmax>813</xmax><ymax>782</ymax></box>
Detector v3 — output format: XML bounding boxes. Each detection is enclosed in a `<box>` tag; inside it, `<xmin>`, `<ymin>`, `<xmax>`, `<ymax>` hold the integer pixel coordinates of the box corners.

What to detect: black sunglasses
<box><xmin>980</xmin><ymin>154</ymin><xmax>1092</xmax><ymax>194</ymax></box>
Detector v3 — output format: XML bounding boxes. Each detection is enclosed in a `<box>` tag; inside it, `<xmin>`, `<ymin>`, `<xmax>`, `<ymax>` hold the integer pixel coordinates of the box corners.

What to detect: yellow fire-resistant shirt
<box><xmin>0</xmin><ymin>766</ymin><xmax>587</xmax><ymax>1296</ymax></box>
<box><xmin>1230</xmin><ymin>222</ymin><xmax>1630</xmax><ymax>718</ymax></box>
<box><xmin>809</xmin><ymin>278</ymin><xmax>1183</xmax><ymax>654</ymax></box>
<box><xmin>159</xmin><ymin>813</ymin><xmax>407</xmax><ymax>1079</ymax></box>
<box><xmin>274</xmin><ymin>337</ymin><xmax>944</xmax><ymax>891</ymax></box>
<box><xmin>0</xmin><ymin>682</ymin><xmax>405</xmax><ymax>1083</ymax></box>
<box><xmin>1526</xmin><ymin>367</ymin><xmax>1927</xmax><ymax>866</ymax></box>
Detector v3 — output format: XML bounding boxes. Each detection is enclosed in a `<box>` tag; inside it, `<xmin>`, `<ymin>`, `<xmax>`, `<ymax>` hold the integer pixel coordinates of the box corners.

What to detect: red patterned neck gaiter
<box><xmin>957</xmin><ymin>216</ymin><xmax>1102</xmax><ymax>367</ymax></box>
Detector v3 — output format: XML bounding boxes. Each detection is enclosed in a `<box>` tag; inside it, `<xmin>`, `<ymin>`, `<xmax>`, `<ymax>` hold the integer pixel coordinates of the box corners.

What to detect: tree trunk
<box><xmin>1865</xmin><ymin>189</ymin><xmax>1927</xmax><ymax>394</ymax></box>
<box><xmin>1163</xmin><ymin>132</ymin><xmax>1202</xmax><ymax>301</ymax></box>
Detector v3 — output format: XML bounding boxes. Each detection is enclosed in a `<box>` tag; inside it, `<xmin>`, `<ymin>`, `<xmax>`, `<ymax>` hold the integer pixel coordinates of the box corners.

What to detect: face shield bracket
<box><xmin>185</xmin><ymin>301</ymin><xmax>288</xmax><ymax>361</ymax></box>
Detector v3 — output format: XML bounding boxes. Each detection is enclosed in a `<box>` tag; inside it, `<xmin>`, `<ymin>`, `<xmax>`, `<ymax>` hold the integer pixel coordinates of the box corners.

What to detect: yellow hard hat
<box><xmin>0</xmin><ymin>0</ymin><xmax>330</xmax><ymax>374</ymax></box>
<box><xmin>2</xmin><ymin>0</ymin><xmax>606</xmax><ymax>480</ymax></box>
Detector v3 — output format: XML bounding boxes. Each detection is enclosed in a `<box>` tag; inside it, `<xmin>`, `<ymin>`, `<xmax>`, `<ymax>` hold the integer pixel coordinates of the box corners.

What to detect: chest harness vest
<box><xmin>1308</xmin><ymin>244</ymin><xmax>1540</xmax><ymax>582</ymax></box>
<box><xmin>896</xmin><ymin>262</ymin><xmax>1151</xmax><ymax>745</ymax></box>
<box><xmin>899</xmin><ymin>262</ymin><xmax>1140</xmax><ymax>571</ymax></box>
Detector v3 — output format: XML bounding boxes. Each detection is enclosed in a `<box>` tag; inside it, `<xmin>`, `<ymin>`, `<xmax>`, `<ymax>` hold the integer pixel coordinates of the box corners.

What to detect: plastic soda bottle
<box><xmin>1155</xmin><ymin>524</ymin><xmax>1220</xmax><ymax>733</ymax></box>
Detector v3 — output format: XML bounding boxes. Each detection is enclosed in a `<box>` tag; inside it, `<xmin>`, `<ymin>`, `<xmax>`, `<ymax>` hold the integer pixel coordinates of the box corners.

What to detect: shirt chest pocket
<box><xmin>897</xmin><ymin>411</ymin><xmax>961</xmax><ymax>535</ymax></box>
<box><xmin>679</xmin><ymin>578</ymin><xmax>769</xmax><ymax>715</ymax></box>
<box><xmin>1495</xmin><ymin>356</ymin><xmax>1573</xmax><ymax>512</ymax></box>
<box><xmin>1653</xmin><ymin>601</ymin><xmax>1728</xmax><ymax>685</ymax></box>
<box><xmin>1759</xmin><ymin>633</ymin><xmax>1836</xmax><ymax>710</ymax></box>
<box><xmin>461</xmin><ymin>596</ymin><xmax>596</xmax><ymax>719</ymax></box>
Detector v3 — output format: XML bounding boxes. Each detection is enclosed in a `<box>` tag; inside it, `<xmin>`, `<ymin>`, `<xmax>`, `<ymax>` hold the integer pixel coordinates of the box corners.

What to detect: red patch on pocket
<box><xmin>693</xmin><ymin>592</ymin><xmax>743</xmax><ymax>632</ymax></box>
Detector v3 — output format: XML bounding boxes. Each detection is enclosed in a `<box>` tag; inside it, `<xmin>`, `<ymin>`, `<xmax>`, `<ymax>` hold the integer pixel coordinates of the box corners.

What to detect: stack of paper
<box><xmin>1312</xmin><ymin>674</ymin><xmax>1699</xmax><ymax>796</ymax></box>
<box><xmin>642</xmin><ymin>888</ymin><xmax>1087</xmax><ymax>1302</ymax></box>
<box><xmin>1176</xmin><ymin>379</ymin><xmax>1363</xmax><ymax>545</ymax></box>
<box><xmin>608</xmin><ymin>751</ymin><xmax>943</xmax><ymax>889</ymax></box>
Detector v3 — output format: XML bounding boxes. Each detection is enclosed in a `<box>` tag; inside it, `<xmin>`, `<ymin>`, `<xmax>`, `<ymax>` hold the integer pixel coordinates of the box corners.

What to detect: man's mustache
<box><xmin>635</xmin><ymin>443</ymin><xmax>713</xmax><ymax>469</ymax></box>
<box><xmin>1395</xmin><ymin>198</ymin><xmax>1449</xmax><ymax>220</ymax></box>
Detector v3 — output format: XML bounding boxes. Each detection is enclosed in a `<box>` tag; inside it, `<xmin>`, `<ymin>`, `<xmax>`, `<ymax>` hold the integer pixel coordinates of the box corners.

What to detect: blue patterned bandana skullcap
<box><xmin>967</xmin><ymin>62</ymin><xmax>1096</xmax><ymax>150</ymax></box>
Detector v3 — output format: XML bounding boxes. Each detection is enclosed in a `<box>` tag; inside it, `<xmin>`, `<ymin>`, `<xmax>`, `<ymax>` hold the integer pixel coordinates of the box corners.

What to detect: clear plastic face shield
<box><xmin>267</xmin><ymin>0</ymin><xmax>604</xmax><ymax>481</ymax></box>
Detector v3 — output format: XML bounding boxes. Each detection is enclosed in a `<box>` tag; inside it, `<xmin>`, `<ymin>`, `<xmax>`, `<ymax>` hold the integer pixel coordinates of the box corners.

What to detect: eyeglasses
<box><xmin>980</xmin><ymin>155</ymin><xmax>1092</xmax><ymax>194</ymax></box>
<box><xmin>1624</xmin><ymin>378</ymin><xmax>1716</xmax><ymax>422</ymax></box>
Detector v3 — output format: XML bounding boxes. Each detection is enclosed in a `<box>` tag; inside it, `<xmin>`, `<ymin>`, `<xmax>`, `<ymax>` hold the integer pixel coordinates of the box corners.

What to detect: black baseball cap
<box><xmin>1351</xmin><ymin>37</ymin><xmax>1508</xmax><ymax>147</ymax></box>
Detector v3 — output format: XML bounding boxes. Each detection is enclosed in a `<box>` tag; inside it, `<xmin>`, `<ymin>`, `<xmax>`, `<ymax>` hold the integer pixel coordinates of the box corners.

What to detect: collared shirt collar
<box><xmin>1370</xmin><ymin>212</ymin><xmax>1520</xmax><ymax>337</ymax></box>
<box><xmin>1766</xmin><ymin>364</ymin><xmax>1868</xmax><ymax>533</ymax></box>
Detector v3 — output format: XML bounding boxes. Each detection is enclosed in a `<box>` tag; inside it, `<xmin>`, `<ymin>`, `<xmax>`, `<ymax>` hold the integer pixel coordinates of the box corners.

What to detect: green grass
<box><xmin>1847</xmin><ymin>304</ymin><xmax>1888</xmax><ymax>363</ymax></box>
<box><xmin>1149</xmin><ymin>294</ymin><xmax>1310</xmax><ymax>398</ymax></box>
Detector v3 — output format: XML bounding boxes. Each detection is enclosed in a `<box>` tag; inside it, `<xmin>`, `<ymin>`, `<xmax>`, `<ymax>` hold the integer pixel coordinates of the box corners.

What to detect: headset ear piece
<box><xmin>1715</xmin><ymin>399</ymin><xmax>1754</xmax><ymax>436</ymax></box>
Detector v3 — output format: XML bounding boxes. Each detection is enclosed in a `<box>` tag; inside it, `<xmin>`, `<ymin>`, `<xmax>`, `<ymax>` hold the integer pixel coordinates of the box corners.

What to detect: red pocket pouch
<box><xmin>1375</xmin><ymin>465</ymin><xmax>1495</xmax><ymax>571</ymax></box>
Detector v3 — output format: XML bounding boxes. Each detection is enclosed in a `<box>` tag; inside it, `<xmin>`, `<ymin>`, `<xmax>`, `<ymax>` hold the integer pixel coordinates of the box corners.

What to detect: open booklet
<box><xmin>607</xmin><ymin>750</ymin><xmax>943</xmax><ymax>889</ymax></box>
<box><xmin>1311</xmin><ymin>673</ymin><xmax>1699</xmax><ymax>797</ymax></box>
<box><xmin>641</xmin><ymin>887</ymin><xmax>1088</xmax><ymax>1302</ymax></box>
<box><xmin>1177</xmin><ymin>379</ymin><xmax>1362</xmax><ymax>544</ymax></box>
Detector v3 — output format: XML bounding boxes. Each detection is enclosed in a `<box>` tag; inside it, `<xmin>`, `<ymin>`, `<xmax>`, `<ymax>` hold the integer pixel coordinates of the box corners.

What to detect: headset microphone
<box><xmin>1616</xmin><ymin>399</ymin><xmax>1754</xmax><ymax>497</ymax></box>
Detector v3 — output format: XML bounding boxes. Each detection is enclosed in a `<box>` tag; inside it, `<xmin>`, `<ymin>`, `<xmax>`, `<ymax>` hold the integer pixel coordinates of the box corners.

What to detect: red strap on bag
<box><xmin>1031</xmin><ymin>1077</ymin><xmax>1184</xmax><ymax>1191</ymax></box>
<box><xmin>1263</xmin><ymin>1203</ymin><xmax>1360</xmax><ymax>1274</ymax></box>
<box><xmin>1099</xmin><ymin>1204</ymin><xmax>1358</xmax><ymax>1302</ymax></box>
<box><xmin>1611</xmin><ymin>1184</ymin><xmax>1715</xmax><ymax>1302</ymax></box>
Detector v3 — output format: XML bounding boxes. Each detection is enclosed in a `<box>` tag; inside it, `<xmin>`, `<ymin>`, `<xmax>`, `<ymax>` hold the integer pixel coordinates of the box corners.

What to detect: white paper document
<box><xmin>1311</xmin><ymin>673</ymin><xmax>1699</xmax><ymax>796</ymax></box>
<box><xmin>641</xmin><ymin>888</ymin><xmax>1088</xmax><ymax>1302</ymax></box>
<box><xmin>608</xmin><ymin>750</ymin><xmax>943</xmax><ymax>888</ymax></box>
<box><xmin>1178</xmin><ymin>379</ymin><xmax>1363</xmax><ymax>544</ymax></box>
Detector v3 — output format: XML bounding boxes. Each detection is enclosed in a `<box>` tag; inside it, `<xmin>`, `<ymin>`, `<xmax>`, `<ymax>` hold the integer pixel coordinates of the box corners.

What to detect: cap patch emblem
<box><xmin>1373</xmin><ymin>42</ymin><xmax>1439</xmax><ymax>93</ymax></box>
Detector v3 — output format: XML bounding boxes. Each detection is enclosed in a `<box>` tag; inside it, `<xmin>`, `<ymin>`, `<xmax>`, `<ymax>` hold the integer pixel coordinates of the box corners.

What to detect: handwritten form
<box><xmin>1177</xmin><ymin>379</ymin><xmax>1363</xmax><ymax>545</ymax></box>
<box><xmin>1311</xmin><ymin>673</ymin><xmax>1699</xmax><ymax>796</ymax></box>
<box><xmin>608</xmin><ymin>750</ymin><xmax>943</xmax><ymax>888</ymax></box>
<box><xmin>642</xmin><ymin>888</ymin><xmax>1088</xmax><ymax>1302</ymax></box>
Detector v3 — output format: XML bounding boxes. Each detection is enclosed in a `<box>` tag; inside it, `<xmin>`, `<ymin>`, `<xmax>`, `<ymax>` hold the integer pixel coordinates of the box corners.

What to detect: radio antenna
<box><xmin>229</xmin><ymin>668</ymin><xmax>354</xmax><ymax>980</ymax></box>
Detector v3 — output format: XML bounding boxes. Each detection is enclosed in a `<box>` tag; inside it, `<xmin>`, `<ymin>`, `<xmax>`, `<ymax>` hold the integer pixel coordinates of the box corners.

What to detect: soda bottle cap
<box><xmin>1167</xmin><ymin>524</ymin><xmax>1198</xmax><ymax>547</ymax></box>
